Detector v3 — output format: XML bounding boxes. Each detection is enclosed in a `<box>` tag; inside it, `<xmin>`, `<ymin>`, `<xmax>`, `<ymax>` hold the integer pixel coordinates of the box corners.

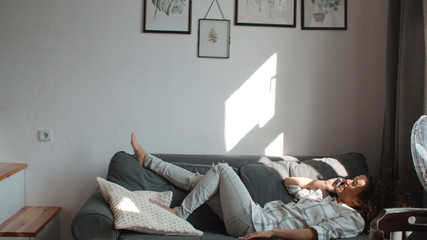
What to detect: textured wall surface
<box><xmin>0</xmin><ymin>0</ymin><xmax>387</xmax><ymax>239</ymax></box>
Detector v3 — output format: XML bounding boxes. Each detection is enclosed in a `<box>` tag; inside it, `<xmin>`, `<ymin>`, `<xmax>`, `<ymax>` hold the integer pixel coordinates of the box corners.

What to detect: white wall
<box><xmin>0</xmin><ymin>0</ymin><xmax>387</xmax><ymax>239</ymax></box>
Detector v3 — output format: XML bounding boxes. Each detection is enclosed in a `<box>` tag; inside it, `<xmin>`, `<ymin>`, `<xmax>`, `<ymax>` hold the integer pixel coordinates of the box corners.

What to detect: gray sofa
<box><xmin>72</xmin><ymin>151</ymin><xmax>370</xmax><ymax>240</ymax></box>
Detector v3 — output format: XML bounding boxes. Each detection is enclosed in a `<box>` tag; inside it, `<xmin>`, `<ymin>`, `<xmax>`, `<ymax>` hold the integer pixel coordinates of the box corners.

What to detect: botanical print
<box><xmin>144</xmin><ymin>0</ymin><xmax>191</xmax><ymax>33</ymax></box>
<box><xmin>249</xmin><ymin>0</ymin><xmax>288</xmax><ymax>18</ymax></box>
<box><xmin>303</xmin><ymin>0</ymin><xmax>345</xmax><ymax>28</ymax></box>
<box><xmin>198</xmin><ymin>20</ymin><xmax>230</xmax><ymax>58</ymax></box>
<box><xmin>311</xmin><ymin>0</ymin><xmax>342</xmax><ymax>23</ymax></box>
<box><xmin>237</xmin><ymin>0</ymin><xmax>295</xmax><ymax>25</ymax></box>
<box><xmin>208</xmin><ymin>28</ymin><xmax>218</xmax><ymax>43</ymax></box>
<box><xmin>151</xmin><ymin>0</ymin><xmax>187</xmax><ymax>18</ymax></box>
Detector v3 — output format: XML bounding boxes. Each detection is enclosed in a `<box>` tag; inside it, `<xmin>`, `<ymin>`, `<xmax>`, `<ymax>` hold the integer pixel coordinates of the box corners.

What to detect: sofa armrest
<box><xmin>71</xmin><ymin>188</ymin><xmax>119</xmax><ymax>240</ymax></box>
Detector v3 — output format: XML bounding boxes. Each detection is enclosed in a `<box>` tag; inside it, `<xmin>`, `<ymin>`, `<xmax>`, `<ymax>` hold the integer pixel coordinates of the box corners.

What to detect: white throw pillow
<box><xmin>96</xmin><ymin>177</ymin><xmax>203</xmax><ymax>236</ymax></box>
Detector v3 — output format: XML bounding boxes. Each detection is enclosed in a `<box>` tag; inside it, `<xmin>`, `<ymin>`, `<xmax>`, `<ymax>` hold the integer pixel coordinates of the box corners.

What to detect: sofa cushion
<box><xmin>97</xmin><ymin>177</ymin><xmax>203</xmax><ymax>236</ymax></box>
<box><xmin>239</xmin><ymin>162</ymin><xmax>294</xmax><ymax>207</ymax></box>
<box><xmin>253</xmin><ymin>153</ymin><xmax>369</xmax><ymax>180</ymax></box>
<box><xmin>286</xmin><ymin>153</ymin><xmax>369</xmax><ymax>179</ymax></box>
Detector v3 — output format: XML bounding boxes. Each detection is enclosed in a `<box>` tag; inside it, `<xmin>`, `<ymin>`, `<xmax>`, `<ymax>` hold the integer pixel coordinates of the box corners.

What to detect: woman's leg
<box><xmin>173</xmin><ymin>163</ymin><xmax>255</xmax><ymax>237</ymax></box>
<box><xmin>131</xmin><ymin>133</ymin><xmax>223</xmax><ymax>218</ymax></box>
<box><xmin>131</xmin><ymin>132</ymin><xmax>202</xmax><ymax>191</ymax></box>
<box><xmin>143</xmin><ymin>154</ymin><xmax>204</xmax><ymax>191</ymax></box>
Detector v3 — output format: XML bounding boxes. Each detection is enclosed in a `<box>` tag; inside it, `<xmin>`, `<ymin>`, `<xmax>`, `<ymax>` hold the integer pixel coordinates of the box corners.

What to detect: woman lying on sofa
<box><xmin>129</xmin><ymin>132</ymin><xmax>392</xmax><ymax>240</ymax></box>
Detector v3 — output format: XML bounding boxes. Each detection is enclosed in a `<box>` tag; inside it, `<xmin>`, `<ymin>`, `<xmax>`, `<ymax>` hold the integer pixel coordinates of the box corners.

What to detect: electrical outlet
<box><xmin>38</xmin><ymin>129</ymin><xmax>52</xmax><ymax>141</ymax></box>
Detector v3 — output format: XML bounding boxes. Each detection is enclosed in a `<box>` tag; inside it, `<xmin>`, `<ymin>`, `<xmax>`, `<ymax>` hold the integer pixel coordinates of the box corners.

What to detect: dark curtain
<box><xmin>381</xmin><ymin>0</ymin><xmax>426</xmax><ymax>206</ymax></box>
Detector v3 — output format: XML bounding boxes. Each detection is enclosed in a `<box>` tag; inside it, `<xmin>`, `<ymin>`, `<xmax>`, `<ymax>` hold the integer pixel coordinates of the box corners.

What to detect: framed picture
<box><xmin>302</xmin><ymin>0</ymin><xmax>347</xmax><ymax>30</ymax></box>
<box><xmin>198</xmin><ymin>19</ymin><xmax>231</xmax><ymax>59</ymax></box>
<box><xmin>235</xmin><ymin>0</ymin><xmax>296</xmax><ymax>27</ymax></box>
<box><xmin>143</xmin><ymin>0</ymin><xmax>192</xmax><ymax>34</ymax></box>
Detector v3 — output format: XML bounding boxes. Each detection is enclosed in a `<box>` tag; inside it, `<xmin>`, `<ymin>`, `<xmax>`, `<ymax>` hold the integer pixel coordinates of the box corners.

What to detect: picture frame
<box><xmin>235</xmin><ymin>0</ymin><xmax>296</xmax><ymax>28</ymax></box>
<box><xmin>198</xmin><ymin>19</ymin><xmax>231</xmax><ymax>59</ymax></box>
<box><xmin>143</xmin><ymin>0</ymin><xmax>192</xmax><ymax>34</ymax></box>
<box><xmin>302</xmin><ymin>0</ymin><xmax>347</xmax><ymax>30</ymax></box>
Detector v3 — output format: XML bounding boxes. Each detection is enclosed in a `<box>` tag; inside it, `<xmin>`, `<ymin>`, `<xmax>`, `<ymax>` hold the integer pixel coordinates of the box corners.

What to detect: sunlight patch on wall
<box><xmin>225</xmin><ymin>53</ymin><xmax>277</xmax><ymax>152</ymax></box>
<box><xmin>265</xmin><ymin>133</ymin><xmax>284</xmax><ymax>156</ymax></box>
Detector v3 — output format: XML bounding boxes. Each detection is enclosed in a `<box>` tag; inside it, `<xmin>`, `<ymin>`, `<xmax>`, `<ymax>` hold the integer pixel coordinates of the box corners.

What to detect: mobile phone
<box><xmin>334</xmin><ymin>180</ymin><xmax>345</xmax><ymax>189</ymax></box>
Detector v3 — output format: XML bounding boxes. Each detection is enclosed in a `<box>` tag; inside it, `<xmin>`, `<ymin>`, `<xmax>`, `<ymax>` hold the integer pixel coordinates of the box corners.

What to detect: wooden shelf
<box><xmin>0</xmin><ymin>163</ymin><xmax>28</xmax><ymax>182</ymax></box>
<box><xmin>0</xmin><ymin>206</ymin><xmax>61</xmax><ymax>237</ymax></box>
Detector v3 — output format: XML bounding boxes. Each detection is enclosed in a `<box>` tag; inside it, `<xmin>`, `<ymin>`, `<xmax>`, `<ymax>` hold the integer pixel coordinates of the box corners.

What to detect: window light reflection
<box><xmin>117</xmin><ymin>197</ymin><xmax>140</xmax><ymax>213</ymax></box>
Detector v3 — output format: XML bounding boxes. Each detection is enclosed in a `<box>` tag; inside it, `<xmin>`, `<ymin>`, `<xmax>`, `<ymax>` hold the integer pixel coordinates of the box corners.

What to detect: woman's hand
<box><xmin>284</xmin><ymin>176</ymin><xmax>346</xmax><ymax>193</ymax></box>
<box><xmin>325</xmin><ymin>177</ymin><xmax>345</xmax><ymax>192</ymax></box>
<box><xmin>240</xmin><ymin>228</ymin><xmax>317</xmax><ymax>240</ymax></box>
<box><xmin>239</xmin><ymin>230</ymin><xmax>273</xmax><ymax>239</ymax></box>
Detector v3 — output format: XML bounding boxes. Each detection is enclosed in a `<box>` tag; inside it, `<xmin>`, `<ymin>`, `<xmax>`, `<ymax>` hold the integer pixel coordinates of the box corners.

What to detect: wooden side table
<box><xmin>0</xmin><ymin>163</ymin><xmax>61</xmax><ymax>239</ymax></box>
<box><xmin>0</xmin><ymin>207</ymin><xmax>61</xmax><ymax>239</ymax></box>
<box><xmin>0</xmin><ymin>163</ymin><xmax>27</xmax><ymax>224</ymax></box>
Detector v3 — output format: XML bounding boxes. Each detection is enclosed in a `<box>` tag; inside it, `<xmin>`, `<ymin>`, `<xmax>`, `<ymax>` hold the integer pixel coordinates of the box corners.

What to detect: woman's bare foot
<box><xmin>149</xmin><ymin>199</ymin><xmax>177</xmax><ymax>216</ymax></box>
<box><xmin>131</xmin><ymin>132</ymin><xmax>148</xmax><ymax>166</ymax></box>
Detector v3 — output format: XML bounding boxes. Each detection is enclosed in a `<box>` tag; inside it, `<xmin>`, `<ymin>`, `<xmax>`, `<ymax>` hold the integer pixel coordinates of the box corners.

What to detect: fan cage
<box><xmin>411</xmin><ymin>115</ymin><xmax>427</xmax><ymax>192</ymax></box>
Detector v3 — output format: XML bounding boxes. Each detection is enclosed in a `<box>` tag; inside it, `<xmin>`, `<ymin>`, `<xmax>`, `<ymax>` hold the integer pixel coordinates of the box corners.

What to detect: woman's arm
<box><xmin>284</xmin><ymin>177</ymin><xmax>342</xmax><ymax>192</ymax></box>
<box><xmin>239</xmin><ymin>228</ymin><xmax>318</xmax><ymax>240</ymax></box>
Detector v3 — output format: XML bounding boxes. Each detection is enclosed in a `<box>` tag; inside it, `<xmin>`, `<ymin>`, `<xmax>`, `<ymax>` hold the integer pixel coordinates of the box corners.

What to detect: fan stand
<box><xmin>370</xmin><ymin>208</ymin><xmax>427</xmax><ymax>239</ymax></box>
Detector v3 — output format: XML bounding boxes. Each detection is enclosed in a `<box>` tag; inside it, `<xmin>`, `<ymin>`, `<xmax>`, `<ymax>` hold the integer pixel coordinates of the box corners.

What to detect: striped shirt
<box><xmin>250</xmin><ymin>185</ymin><xmax>364</xmax><ymax>240</ymax></box>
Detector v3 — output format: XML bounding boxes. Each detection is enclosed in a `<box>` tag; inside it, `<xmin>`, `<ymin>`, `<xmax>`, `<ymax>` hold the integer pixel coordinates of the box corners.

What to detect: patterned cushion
<box><xmin>96</xmin><ymin>177</ymin><xmax>203</xmax><ymax>236</ymax></box>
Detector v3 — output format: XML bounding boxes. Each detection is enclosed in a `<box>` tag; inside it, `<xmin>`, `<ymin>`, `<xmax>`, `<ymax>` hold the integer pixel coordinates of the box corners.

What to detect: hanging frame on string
<box><xmin>198</xmin><ymin>0</ymin><xmax>231</xmax><ymax>58</ymax></box>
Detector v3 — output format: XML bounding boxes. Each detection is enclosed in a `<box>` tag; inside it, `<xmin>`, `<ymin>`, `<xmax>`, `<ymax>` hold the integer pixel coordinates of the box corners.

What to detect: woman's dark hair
<box><xmin>355</xmin><ymin>174</ymin><xmax>414</xmax><ymax>233</ymax></box>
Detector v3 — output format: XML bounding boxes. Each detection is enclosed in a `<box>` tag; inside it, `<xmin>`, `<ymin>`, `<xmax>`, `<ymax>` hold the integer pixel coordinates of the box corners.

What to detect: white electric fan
<box><xmin>370</xmin><ymin>115</ymin><xmax>427</xmax><ymax>239</ymax></box>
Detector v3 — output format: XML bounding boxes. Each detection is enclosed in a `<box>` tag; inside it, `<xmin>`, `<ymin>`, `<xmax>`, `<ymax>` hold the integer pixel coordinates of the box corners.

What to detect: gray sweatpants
<box><xmin>143</xmin><ymin>154</ymin><xmax>256</xmax><ymax>237</ymax></box>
